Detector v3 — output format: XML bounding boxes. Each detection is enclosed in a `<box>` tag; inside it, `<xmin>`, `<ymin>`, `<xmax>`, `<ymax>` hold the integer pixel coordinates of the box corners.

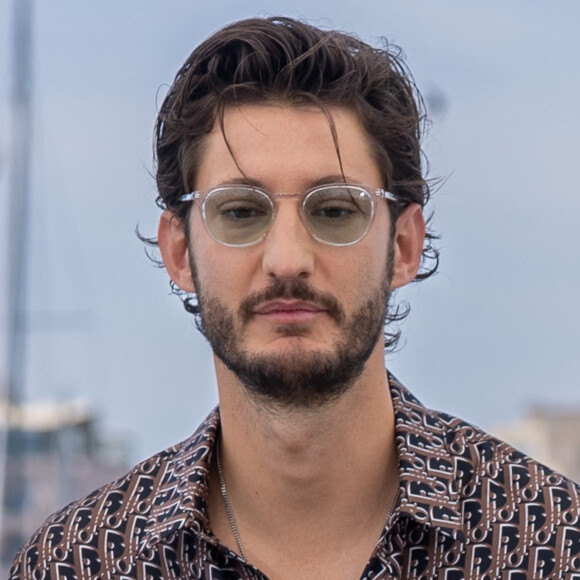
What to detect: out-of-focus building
<box><xmin>492</xmin><ymin>405</ymin><xmax>580</xmax><ymax>484</ymax></box>
<box><xmin>0</xmin><ymin>399</ymin><xmax>128</xmax><ymax>575</ymax></box>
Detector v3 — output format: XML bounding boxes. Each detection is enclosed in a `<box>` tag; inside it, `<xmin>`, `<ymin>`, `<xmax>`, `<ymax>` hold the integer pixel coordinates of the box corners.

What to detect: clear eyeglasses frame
<box><xmin>178</xmin><ymin>183</ymin><xmax>398</xmax><ymax>247</ymax></box>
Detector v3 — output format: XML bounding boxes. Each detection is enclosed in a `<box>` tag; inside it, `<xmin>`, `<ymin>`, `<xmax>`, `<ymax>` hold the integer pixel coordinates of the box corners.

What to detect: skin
<box><xmin>158</xmin><ymin>104</ymin><xmax>425</xmax><ymax>579</ymax></box>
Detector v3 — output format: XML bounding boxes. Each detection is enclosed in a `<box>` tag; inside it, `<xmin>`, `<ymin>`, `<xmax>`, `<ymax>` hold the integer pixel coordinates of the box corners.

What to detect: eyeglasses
<box><xmin>179</xmin><ymin>183</ymin><xmax>397</xmax><ymax>247</ymax></box>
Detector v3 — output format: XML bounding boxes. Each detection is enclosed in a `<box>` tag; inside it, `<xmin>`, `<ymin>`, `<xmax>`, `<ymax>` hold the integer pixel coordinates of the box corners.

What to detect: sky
<box><xmin>0</xmin><ymin>0</ymin><xmax>579</xmax><ymax>463</ymax></box>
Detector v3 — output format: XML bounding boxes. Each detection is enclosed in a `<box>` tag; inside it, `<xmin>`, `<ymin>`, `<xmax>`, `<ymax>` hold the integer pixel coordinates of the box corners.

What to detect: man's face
<box><xmin>173</xmin><ymin>104</ymin><xmax>405</xmax><ymax>407</ymax></box>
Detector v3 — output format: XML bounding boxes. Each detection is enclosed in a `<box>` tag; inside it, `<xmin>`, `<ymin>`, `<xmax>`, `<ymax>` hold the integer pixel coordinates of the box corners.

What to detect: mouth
<box><xmin>253</xmin><ymin>300</ymin><xmax>326</xmax><ymax>324</ymax></box>
<box><xmin>239</xmin><ymin>279</ymin><xmax>345</xmax><ymax>326</ymax></box>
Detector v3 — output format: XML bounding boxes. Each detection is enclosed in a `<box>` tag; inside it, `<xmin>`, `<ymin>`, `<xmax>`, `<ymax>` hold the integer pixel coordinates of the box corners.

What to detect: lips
<box><xmin>239</xmin><ymin>279</ymin><xmax>345</xmax><ymax>325</ymax></box>
<box><xmin>253</xmin><ymin>300</ymin><xmax>325</xmax><ymax>323</ymax></box>
<box><xmin>255</xmin><ymin>300</ymin><xmax>322</xmax><ymax>314</ymax></box>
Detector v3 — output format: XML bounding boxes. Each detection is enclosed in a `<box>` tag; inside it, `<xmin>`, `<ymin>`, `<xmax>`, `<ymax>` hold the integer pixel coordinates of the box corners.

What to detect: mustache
<box><xmin>240</xmin><ymin>279</ymin><xmax>345</xmax><ymax>324</ymax></box>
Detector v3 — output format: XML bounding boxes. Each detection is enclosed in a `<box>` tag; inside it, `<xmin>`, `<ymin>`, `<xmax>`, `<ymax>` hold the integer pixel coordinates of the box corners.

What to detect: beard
<box><xmin>190</xmin><ymin>255</ymin><xmax>393</xmax><ymax>410</ymax></box>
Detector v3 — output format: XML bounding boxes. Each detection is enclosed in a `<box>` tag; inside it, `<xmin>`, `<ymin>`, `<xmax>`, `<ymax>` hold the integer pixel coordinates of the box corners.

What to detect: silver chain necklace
<box><xmin>216</xmin><ymin>445</ymin><xmax>401</xmax><ymax>563</ymax></box>
<box><xmin>216</xmin><ymin>445</ymin><xmax>247</xmax><ymax>559</ymax></box>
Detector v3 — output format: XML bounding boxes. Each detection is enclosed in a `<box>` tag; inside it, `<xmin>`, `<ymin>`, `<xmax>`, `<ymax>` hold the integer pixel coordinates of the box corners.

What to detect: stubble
<box><xmin>191</xmin><ymin>261</ymin><xmax>393</xmax><ymax>410</ymax></box>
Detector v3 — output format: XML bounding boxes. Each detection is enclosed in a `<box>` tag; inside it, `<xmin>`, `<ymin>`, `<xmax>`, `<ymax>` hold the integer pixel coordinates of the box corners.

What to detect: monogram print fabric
<box><xmin>10</xmin><ymin>376</ymin><xmax>580</xmax><ymax>579</ymax></box>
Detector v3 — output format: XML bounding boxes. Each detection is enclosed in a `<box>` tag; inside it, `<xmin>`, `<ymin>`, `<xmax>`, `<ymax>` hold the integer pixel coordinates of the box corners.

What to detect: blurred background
<box><xmin>1</xmin><ymin>0</ymin><xmax>579</xmax><ymax>569</ymax></box>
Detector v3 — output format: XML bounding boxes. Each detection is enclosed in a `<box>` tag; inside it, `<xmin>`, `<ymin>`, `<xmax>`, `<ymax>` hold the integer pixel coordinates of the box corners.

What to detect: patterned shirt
<box><xmin>10</xmin><ymin>375</ymin><xmax>580</xmax><ymax>579</ymax></box>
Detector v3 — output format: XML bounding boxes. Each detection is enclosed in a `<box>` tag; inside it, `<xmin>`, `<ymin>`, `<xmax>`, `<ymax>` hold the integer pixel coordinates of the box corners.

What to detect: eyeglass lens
<box><xmin>202</xmin><ymin>185</ymin><xmax>374</xmax><ymax>246</ymax></box>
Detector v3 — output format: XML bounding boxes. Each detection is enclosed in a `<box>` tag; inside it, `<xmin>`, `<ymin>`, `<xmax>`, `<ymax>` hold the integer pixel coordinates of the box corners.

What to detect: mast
<box><xmin>0</xmin><ymin>0</ymin><xmax>34</xmax><ymax>563</ymax></box>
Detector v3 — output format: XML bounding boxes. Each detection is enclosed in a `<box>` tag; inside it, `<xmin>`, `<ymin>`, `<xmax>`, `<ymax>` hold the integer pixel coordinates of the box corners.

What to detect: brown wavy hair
<box><xmin>147</xmin><ymin>16</ymin><xmax>439</xmax><ymax>349</ymax></box>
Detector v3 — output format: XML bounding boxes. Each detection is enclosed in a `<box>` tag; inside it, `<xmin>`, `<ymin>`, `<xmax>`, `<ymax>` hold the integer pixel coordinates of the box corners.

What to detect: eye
<box><xmin>204</xmin><ymin>187</ymin><xmax>273</xmax><ymax>233</ymax></box>
<box><xmin>219</xmin><ymin>201</ymin><xmax>269</xmax><ymax>221</ymax></box>
<box><xmin>306</xmin><ymin>186</ymin><xmax>369</xmax><ymax>222</ymax></box>
<box><xmin>202</xmin><ymin>187</ymin><xmax>273</xmax><ymax>246</ymax></box>
<box><xmin>309</xmin><ymin>201</ymin><xmax>358</xmax><ymax>220</ymax></box>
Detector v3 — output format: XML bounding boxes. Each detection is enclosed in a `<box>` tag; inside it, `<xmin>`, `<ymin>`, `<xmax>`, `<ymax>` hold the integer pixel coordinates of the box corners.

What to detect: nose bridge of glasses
<box><xmin>269</xmin><ymin>192</ymin><xmax>310</xmax><ymax>235</ymax></box>
<box><xmin>271</xmin><ymin>191</ymin><xmax>303</xmax><ymax>200</ymax></box>
<box><xmin>267</xmin><ymin>191</ymin><xmax>307</xmax><ymax>217</ymax></box>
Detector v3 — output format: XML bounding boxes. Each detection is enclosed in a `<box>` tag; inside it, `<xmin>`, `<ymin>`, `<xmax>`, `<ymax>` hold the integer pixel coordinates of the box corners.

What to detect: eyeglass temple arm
<box><xmin>179</xmin><ymin>192</ymin><xmax>200</xmax><ymax>202</ymax></box>
<box><xmin>375</xmin><ymin>189</ymin><xmax>398</xmax><ymax>203</ymax></box>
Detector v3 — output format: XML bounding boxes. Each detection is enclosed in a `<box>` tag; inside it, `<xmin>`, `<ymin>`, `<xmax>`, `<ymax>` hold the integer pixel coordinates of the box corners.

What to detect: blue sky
<box><xmin>0</xmin><ymin>0</ymin><xmax>579</xmax><ymax>461</ymax></box>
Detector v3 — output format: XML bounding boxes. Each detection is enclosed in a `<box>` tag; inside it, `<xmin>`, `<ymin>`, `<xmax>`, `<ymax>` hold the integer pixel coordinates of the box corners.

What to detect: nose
<box><xmin>261</xmin><ymin>202</ymin><xmax>316</xmax><ymax>280</ymax></box>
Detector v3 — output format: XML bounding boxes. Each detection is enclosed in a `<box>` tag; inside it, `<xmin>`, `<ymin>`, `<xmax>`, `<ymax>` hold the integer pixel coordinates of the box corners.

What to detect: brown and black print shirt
<box><xmin>10</xmin><ymin>376</ymin><xmax>580</xmax><ymax>579</ymax></box>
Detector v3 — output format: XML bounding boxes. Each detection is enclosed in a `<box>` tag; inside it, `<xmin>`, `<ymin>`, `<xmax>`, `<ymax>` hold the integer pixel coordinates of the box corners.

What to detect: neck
<box><xmin>208</xmin><ymin>345</ymin><xmax>399</xmax><ymax>576</ymax></box>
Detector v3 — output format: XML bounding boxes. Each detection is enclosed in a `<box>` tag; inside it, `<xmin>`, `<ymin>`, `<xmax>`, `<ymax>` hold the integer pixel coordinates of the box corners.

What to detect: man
<box><xmin>11</xmin><ymin>16</ymin><xmax>580</xmax><ymax>580</ymax></box>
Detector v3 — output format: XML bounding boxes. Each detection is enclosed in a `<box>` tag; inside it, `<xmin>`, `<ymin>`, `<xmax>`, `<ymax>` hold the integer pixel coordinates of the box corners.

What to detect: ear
<box><xmin>390</xmin><ymin>203</ymin><xmax>426</xmax><ymax>289</ymax></box>
<box><xmin>157</xmin><ymin>210</ymin><xmax>196</xmax><ymax>293</ymax></box>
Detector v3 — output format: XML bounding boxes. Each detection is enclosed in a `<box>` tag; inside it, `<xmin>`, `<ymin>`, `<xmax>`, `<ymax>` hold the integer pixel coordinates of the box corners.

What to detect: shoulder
<box><xmin>391</xmin><ymin>373</ymin><xmax>580</xmax><ymax>496</ymax></box>
<box><xmin>390</xmin><ymin>375</ymin><xmax>580</xmax><ymax>567</ymax></box>
<box><xmin>387</xmin><ymin>375</ymin><xmax>580</xmax><ymax>576</ymax></box>
<box><xmin>434</xmin><ymin>405</ymin><xmax>580</xmax><ymax>507</ymax></box>
<box><xmin>9</xmin><ymin>409</ymin><xmax>219</xmax><ymax>580</ymax></box>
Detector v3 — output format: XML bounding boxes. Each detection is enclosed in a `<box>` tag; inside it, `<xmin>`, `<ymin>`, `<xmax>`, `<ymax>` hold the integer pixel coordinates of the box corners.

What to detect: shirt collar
<box><xmin>138</xmin><ymin>407</ymin><xmax>220</xmax><ymax>553</ymax></box>
<box><xmin>139</xmin><ymin>375</ymin><xmax>466</xmax><ymax>553</ymax></box>
<box><xmin>389</xmin><ymin>373</ymin><xmax>466</xmax><ymax>542</ymax></box>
